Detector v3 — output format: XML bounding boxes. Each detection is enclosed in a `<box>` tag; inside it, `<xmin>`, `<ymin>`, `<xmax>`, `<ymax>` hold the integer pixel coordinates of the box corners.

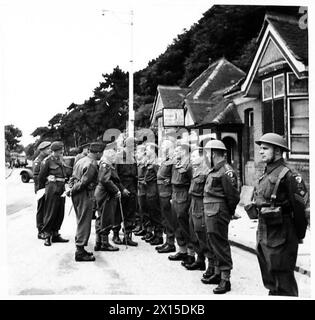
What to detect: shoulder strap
<box><xmin>270</xmin><ymin>167</ymin><xmax>290</xmax><ymax>204</ymax></box>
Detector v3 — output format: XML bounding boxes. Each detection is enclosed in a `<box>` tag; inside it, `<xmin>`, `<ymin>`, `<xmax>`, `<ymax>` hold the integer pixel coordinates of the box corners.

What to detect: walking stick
<box><xmin>118</xmin><ymin>196</ymin><xmax>128</xmax><ymax>249</ymax></box>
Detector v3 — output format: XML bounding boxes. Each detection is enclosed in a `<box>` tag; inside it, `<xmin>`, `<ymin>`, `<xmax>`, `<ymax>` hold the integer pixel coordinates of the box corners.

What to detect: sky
<box><xmin>0</xmin><ymin>0</ymin><xmax>213</xmax><ymax>146</ymax></box>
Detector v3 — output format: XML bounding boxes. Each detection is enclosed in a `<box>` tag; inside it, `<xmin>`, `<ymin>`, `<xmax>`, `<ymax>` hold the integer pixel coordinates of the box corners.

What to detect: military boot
<box><xmin>185</xmin><ymin>259</ymin><xmax>206</xmax><ymax>271</ymax></box>
<box><xmin>202</xmin><ymin>261</ymin><xmax>215</xmax><ymax>279</ymax></box>
<box><xmin>181</xmin><ymin>255</ymin><xmax>195</xmax><ymax>267</ymax></box>
<box><xmin>213</xmin><ymin>279</ymin><xmax>231</xmax><ymax>294</ymax></box>
<box><xmin>155</xmin><ymin>242</ymin><xmax>167</xmax><ymax>251</ymax></box>
<box><xmin>44</xmin><ymin>235</ymin><xmax>52</xmax><ymax>246</ymax></box>
<box><xmin>75</xmin><ymin>246</ymin><xmax>95</xmax><ymax>262</ymax></box>
<box><xmin>100</xmin><ymin>235</ymin><xmax>119</xmax><ymax>251</ymax></box>
<box><xmin>150</xmin><ymin>235</ymin><xmax>163</xmax><ymax>246</ymax></box>
<box><xmin>123</xmin><ymin>233</ymin><xmax>138</xmax><ymax>247</ymax></box>
<box><xmin>201</xmin><ymin>273</ymin><xmax>221</xmax><ymax>285</ymax></box>
<box><xmin>112</xmin><ymin>231</ymin><xmax>123</xmax><ymax>245</ymax></box>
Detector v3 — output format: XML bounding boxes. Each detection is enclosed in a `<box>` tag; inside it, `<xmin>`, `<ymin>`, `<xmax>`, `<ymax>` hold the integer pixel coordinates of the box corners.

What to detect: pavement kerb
<box><xmin>229</xmin><ymin>238</ymin><xmax>311</xmax><ymax>277</ymax></box>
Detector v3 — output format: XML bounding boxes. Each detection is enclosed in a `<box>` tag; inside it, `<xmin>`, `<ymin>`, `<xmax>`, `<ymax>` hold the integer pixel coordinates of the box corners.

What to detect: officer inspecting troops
<box><xmin>68</xmin><ymin>142</ymin><xmax>104</xmax><ymax>262</ymax></box>
<box><xmin>94</xmin><ymin>146</ymin><xmax>130</xmax><ymax>251</ymax></box>
<box><xmin>246</xmin><ymin>133</ymin><xmax>309</xmax><ymax>296</ymax></box>
<box><xmin>202</xmin><ymin>139</ymin><xmax>240</xmax><ymax>294</ymax></box>
<box><xmin>115</xmin><ymin>137</ymin><xmax>138</xmax><ymax>246</ymax></box>
<box><xmin>38</xmin><ymin>141</ymin><xmax>72</xmax><ymax>246</ymax></box>
<box><xmin>32</xmin><ymin>141</ymin><xmax>51</xmax><ymax>240</ymax></box>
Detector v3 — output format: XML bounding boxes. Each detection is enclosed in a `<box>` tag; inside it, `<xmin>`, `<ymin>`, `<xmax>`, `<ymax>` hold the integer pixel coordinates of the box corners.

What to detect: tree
<box><xmin>5</xmin><ymin>124</ymin><xmax>22</xmax><ymax>151</ymax></box>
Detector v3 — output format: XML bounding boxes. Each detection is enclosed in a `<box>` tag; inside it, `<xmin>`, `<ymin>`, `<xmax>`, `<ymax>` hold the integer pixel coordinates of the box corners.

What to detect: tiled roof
<box><xmin>187</xmin><ymin>58</ymin><xmax>245</xmax><ymax>101</ymax></box>
<box><xmin>223</xmin><ymin>77</ymin><xmax>245</xmax><ymax>96</ymax></box>
<box><xmin>185</xmin><ymin>91</ymin><xmax>241</xmax><ymax>126</ymax></box>
<box><xmin>264</xmin><ymin>13</ymin><xmax>308</xmax><ymax>64</ymax></box>
<box><xmin>158</xmin><ymin>85</ymin><xmax>190</xmax><ymax>109</ymax></box>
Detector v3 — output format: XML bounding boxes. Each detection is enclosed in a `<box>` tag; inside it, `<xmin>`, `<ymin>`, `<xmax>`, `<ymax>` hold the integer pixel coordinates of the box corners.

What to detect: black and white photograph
<box><xmin>0</xmin><ymin>0</ymin><xmax>313</xmax><ymax>304</ymax></box>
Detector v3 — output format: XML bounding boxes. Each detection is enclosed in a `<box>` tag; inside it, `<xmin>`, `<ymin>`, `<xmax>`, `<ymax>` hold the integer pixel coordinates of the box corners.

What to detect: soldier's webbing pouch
<box><xmin>260</xmin><ymin>167</ymin><xmax>289</xmax><ymax>226</ymax></box>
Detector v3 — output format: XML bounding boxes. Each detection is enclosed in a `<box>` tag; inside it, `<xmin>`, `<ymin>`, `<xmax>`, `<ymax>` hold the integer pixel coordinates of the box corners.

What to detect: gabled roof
<box><xmin>187</xmin><ymin>58</ymin><xmax>245</xmax><ymax>101</ymax></box>
<box><xmin>260</xmin><ymin>13</ymin><xmax>308</xmax><ymax>64</ymax></box>
<box><xmin>242</xmin><ymin>12</ymin><xmax>308</xmax><ymax>96</ymax></box>
<box><xmin>158</xmin><ymin>85</ymin><xmax>190</xmax><ymax>109</ymax></box>
<box><xmin>185</xmin><ymin>91</ymin><xmax>242</xmax><ymax>127</ymax></box>
<box><xmin>150</xmin><ymin>85</ymin><xmax>190</xmax><ymax>124</ymax></box>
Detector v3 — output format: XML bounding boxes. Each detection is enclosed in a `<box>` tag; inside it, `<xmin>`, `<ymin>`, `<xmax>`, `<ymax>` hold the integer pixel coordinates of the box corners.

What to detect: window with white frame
<box><xmin>288</xmin><ymin>98</ymin><xmax>309</xmax><ymax>157</ymax></box>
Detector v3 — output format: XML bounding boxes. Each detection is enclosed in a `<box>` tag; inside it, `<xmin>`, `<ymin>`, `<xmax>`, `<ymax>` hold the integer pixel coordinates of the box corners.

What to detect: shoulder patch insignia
<box><xmin>295</xmin><ymin>175</ymin><xmax>302</xmax><ymax>184</ymax></box>
<box><xmin>225</xmin><ymin>170</ymin><xmax>234</xmax><ymax>178</ymax></box>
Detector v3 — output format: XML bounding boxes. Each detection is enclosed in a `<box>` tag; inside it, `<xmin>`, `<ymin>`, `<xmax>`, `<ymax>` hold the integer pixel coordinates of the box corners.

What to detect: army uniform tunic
<box><xmin>203</xmin><ymin>160</ymin><xmax>239</xmax><ymax>279</ymax></box>
<box><xmin>254</xmin><ymin>158</ymin><xmax>308</xmax><ymax>296</ymax></box>
<box><xmin>144</xmin><ymin>160</ymin><xmax>163</xmax><ymax>237</ymax></box>
<box><xmin>157</xmin><ymin>158</ymin><xmax>176</xmax><ymax>245</ymax></box>
<box><xmin>70</xmin><ymin>154</ymin><xmax>99</xmax><ymax>247</ymax></box>
<box><xmin>32</xmin><ymin>153</ymin><xmax>48</xmax><ymax>232</ymax></box>
<box><xmin>189</xmin><ymin>164</ymin><xmax>213</xmax><ymax>261</ymax></box>
<box><xmin>171</xmin><ymin>157</ymin><xmax>192</xmax><ymax>248</ymax></box>
<box><xmin>38</xmin><ymin>155</ymin><xmax>71</xmax><ymax>237</ymax></box>
<box><xmin>116</xmin><ymin>151</ymin><xmax>138</xmax><ymax>233</ymax></box>
<box><xmin>94</xmin><ymin>161</ymin><xmax>125</xmax><ymax>239</ymax></box>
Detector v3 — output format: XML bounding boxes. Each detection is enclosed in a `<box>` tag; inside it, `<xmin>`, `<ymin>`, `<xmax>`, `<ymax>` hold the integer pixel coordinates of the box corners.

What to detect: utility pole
<box><xmin>102</xmin><ymin>9</ymin><xmax>134</xmax><ymax>138</ymax></box>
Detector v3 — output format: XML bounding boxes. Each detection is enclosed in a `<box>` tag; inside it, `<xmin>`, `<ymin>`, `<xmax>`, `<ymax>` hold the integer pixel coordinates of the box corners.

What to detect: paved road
<box><xmin>5</xmin><ymin>172</ymin><xmax>311</xmax><ymax>298</ymax></box>
<box><xmin>6</xmin><ymin>168</ymin><xmax>35</xmax><ymax>215</ymax></box>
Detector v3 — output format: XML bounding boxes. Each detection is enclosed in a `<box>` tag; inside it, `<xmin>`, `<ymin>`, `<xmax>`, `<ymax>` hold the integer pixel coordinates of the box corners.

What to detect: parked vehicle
<box><xmin>20</xmin><ymin>166</ymin><xmax>34</xmax><ymax>183</ymax></box>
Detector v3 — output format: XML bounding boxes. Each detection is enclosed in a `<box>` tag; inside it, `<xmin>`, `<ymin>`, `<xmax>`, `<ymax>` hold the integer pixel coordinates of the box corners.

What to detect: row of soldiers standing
<box><xmin>32</xmin><ymin>133</ymin><xmax>308</xmax><ymax>296</ymax></box>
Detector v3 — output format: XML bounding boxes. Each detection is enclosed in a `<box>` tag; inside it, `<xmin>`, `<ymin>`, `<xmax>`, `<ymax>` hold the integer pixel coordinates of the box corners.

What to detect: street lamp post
<box><xmin>102</xmin><ymin>9</ymin><xmax>134</xmax><ymax>138</ymax></box>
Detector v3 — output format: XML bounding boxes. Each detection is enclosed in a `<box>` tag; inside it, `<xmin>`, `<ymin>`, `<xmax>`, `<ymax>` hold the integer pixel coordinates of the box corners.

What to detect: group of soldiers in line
<box><xmin>32</xmin><ymin>132</ymin><xmax>309</xmax><ymax>296</ymax></box>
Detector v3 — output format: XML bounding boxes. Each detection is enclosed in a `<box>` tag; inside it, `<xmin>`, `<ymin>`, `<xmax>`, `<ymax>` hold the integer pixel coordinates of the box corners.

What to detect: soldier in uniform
<box><xmin>156</xmin><ymin>139</ymin><xmax>176</xmax><ymax>253</ymax></box>
<box><xmin>38</xmin><ymin>141</ymin><xmax>72</xmax><ymax>246</ymax></box>
<box><xmin>184</xmin><ymin>147</ymin><xmax>212</xmax><ymax>271</ymax></box>
<box><xmin>32</xmin><ymin>141</ymin><xmax>51</xmax><ymax>240</ymax></box>
<box><xmin>168</xmin><ymin>142</ymin><xmax>194</xmax><ymax>264</ymax></box>
<box><xmin>115</xmin><ymin>137</ymin><xmax>138</xmax><ymax>246</ymax></box>
<box><xmin>134</xmin><ymin>144</ymin><xmax>148</xmax><ymax>237</ymax></box>
<box><xmin>94</xmin><ymin>148</ymin><xmax>130</xmax><ymax>251</ymax></box>
<box><xmin>143</xmin><ymin>143</ymin><xmax>163</xmax><ymax>245</ymax></box>
<box><xmin>202</xmin><ymin>139</ymin><xmax>240</xmax><ymax>294</ymax></box>
<box><xmin>69</xmin><ymin>142</ymin><xmax>104</xmax><ymax>262</ymax></box>
<box><xmin>250</xmin><ymin>133</ymin><xmax>308</xmax><ymax>296</ymax></box>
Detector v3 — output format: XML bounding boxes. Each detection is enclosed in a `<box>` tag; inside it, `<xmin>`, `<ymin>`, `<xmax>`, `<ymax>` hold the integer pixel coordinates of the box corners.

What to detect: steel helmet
<box><xmin>204</xmin><ymin>139</ymin><xmax>227</xmax><ymax>151</ymax></box>
<box><xmin>255</xmin><ymin>133</ymin><xmax>290</xmax><ymax>152</ymax></box>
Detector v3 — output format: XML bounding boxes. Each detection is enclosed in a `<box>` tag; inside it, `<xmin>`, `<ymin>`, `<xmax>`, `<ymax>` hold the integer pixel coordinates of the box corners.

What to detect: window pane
<box><xmin>290</xmin><ymin>118</ymin><xmax>309</xmax><ymax>134</ymax></box>
<box><xmin>290</xmin><ymin>99</ymin><xmax>309</xmax><ymax>117</ymax></box>
<box><xmin>262</xmin><ymin>78</ymin><xmax>272</xmax><ymax>100</ymax></box>
<box><xmin>291</xmin><ymin>137</ymin><xmax>309</xmax><ymax>154</ymax></box>
<box><xmin>274</xmin><ymin>75</ymin><xmax>284</xmax><ymax>97</ymax></box>
<box><xmin>263</xmin><ymin>101</ymin><xmax>272</xmax><ymax>133</ymax></box>
<box><xmin>274</xmin><ymin>99</ymin><xmax>284</xmax><ymax>135</ymax></box>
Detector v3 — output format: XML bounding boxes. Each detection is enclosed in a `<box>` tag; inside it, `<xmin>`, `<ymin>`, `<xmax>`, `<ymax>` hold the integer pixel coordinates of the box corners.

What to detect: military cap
<box><xmin>51</xmin><ymin>141</ymin><xmax>64</xmax><ymax>151</ymax></box>
<box><xmin>90</xmin><ymin>142</ymin><xmax>105</xmax><ymax>153</ymax></box>
<box><xmin>38</xmin><ymin>141</ymin><xmax>51</xmax><ymax>151</ymax></box>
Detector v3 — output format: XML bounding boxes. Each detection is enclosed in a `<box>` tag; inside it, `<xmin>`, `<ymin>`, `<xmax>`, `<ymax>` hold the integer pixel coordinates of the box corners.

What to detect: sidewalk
<box><xmin>229</xmin><ymin>205</ymin><xmax>311</xmax><ymax>277</ymax></box>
